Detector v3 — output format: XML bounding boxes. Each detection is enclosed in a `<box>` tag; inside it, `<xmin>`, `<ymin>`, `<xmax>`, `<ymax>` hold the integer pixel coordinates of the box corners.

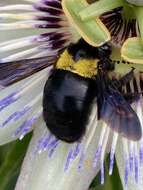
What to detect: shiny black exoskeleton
<box><xmin>43</xmin><ymin>70</ymin><xmax>96</xmax><ymax>142</ymax></box>
<box><xmin>43</xmin><ymin>38</ymin><xmax>142</xmax><ymax>143</ymax></box>
<box><xmin>43</xmin><ymin>39</ymin><xmax>112</xmax><ymax>142</ymax></box>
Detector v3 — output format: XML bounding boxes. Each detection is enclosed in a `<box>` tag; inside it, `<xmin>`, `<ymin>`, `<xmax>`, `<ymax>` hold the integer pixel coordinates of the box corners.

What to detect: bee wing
<box><xmin>0</xmin><ymin>56</ymin><xmax>56</xmax><ymax>86</ymax></box>
<box><xmin>99</xmin><ymin>88</ymin><xmax>142</xmax><ymax>141</ymax></box>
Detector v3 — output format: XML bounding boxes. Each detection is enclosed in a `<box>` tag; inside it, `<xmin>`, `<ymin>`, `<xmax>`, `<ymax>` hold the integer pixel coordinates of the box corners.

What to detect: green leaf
<box><xmin>62</xmin><ymin>0</ymin><xmax>111</xmax><ymax>47</ymax></box>
<box><xmin>0</xmin><ymin>133</ymin><xmax>32</xmax><ymax>190</ymax></box>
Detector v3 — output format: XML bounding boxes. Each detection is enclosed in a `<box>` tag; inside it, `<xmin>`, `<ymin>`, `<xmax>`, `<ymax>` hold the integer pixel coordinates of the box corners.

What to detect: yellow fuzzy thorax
<box><xmin>56</xmin><ymin>49</ymin><xmax>98</xmax><ymax>78</ymax></box>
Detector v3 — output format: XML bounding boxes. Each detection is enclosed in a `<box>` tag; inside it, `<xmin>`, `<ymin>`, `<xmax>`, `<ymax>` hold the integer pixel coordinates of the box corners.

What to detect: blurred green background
<box><xmin>0</xmin><ymin>133</ymin><xmax>32</xmax><ymax>190</ymax></box>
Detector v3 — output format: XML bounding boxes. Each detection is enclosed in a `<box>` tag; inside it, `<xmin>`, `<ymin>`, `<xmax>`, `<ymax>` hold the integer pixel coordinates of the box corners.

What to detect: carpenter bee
<box><xmin>43</xmin><ymin>38</ymin><xmax>142</xmax><ymax>143</ymax></box>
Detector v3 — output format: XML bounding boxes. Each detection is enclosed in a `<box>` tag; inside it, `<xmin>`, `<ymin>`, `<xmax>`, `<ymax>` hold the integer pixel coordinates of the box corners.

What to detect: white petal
<box><xmin>0</xmin><ymin>67</ymin><xmax>51</xmax><ymax>145</ymax></box>
<box><xmin>15</xmin><ymin>117</ymin><xmax>104</xmax><ymax>190</ymax></box>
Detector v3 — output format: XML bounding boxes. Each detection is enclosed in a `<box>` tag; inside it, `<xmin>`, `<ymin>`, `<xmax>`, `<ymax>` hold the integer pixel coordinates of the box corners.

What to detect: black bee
<box><xmin>43</xmin><ymin>38</ymin><xmax>142</xmax><ymax>143</ymax></box>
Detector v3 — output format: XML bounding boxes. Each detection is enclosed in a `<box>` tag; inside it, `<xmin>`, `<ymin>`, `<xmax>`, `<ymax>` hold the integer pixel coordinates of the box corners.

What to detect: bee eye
<box><xmin>98</xmin><ymin>43</ymin><xmax>111</xmax><ymax>58</ymax></box>
<box><xmin>74</xmin><ymin>49</ymin><xmax>86</xmax><ymax>61</ymax></box>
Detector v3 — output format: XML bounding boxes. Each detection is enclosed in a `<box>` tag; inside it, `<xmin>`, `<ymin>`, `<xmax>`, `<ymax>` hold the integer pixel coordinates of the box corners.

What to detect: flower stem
<box><xmin>79</xmin><ymin>0</ymin><xmax>124</xmax><ymax>21</ymax></box>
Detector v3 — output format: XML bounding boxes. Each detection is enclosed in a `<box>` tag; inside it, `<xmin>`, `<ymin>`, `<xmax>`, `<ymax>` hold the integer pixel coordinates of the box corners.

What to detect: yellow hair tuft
<box><xmin>56</xmin><ymin>49</ymin><xmax>98</xmax><ymax>78</ymax></box>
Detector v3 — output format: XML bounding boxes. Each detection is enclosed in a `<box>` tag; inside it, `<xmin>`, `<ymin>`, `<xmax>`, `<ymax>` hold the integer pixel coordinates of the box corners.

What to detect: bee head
<box><xmin>68</xmin><ymin>38</ymin><xmax>111</xmax><ymax>62</ymax></box>
<box><xmin>67</xmin><ymin>38</ymin><xmax>99</xmax><ymax>61</ymax></box>
<box><xmin>97</xmin><ymin>43</ymin><xmax>112</xmax><ymax>59</ymax></box>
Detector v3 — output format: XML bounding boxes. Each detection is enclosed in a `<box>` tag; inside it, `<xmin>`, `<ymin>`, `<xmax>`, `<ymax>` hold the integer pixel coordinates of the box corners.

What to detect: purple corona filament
<box><xmin>13</xmin><ymin>114</ymin><xmax>40</xmax><ymax>139</ymax></box>
<box><xmin>124</xmin><ymin>159</ymin><xmax>129</xmax><ymax>186</ymax></box>
<box><xmin>101</xmin><ymin>162</ymin><xmax>105</xmax><ymax>185</ymax></box>
<box><xmin>109</xmin><ymin>148</ymin><xmax>115</xmax><ymax>175</ymax></box>
<box><xmin>78</xmin><ymin>151</ymin><xmax>85</xmax><ymax>171</ymax></box>
<box><xmin>42</xmin><ymin>0</ymin><xmax>62</xmax><ymax>9</ymax></box>
<box><xmin>139</xmin><ymin>145</ymin><xmax>143</xmax><ymax>164</ymax></box>
<box><xmin>0</xmin><ymin>92</ymin><xmax>19</xmax><ymax>112</ymax></box>
<box><xmin>0</xmin><ymin>106</ymin><xmax>31</xmax><ymax>128</ymax></box>
<box><xmin>41</xmin><ymin>134</ymin><xmax>53</xmax><ymax>152</ymax></box>
<box><xmin>48</xmin><ymin>140</ymin><xmax>60</xmax><ymax>158</ymax></box>
<box><xmin>48</xmin><ymin>138</ymin><xmax>59</xmax><ymax>150</ymax></box>
<box><xmin>35</xmin><ymin>133</ymin><xmax>52</xmax><ymax>154</ymax></box>
<box><xmin>129</xmin><ymin>153</ymin><xmax>134</xmax><ymax>173</ymax></box>
<box><xmin>93</xmin><ymin>145</ymin><xmax>102</xmax><ymax>168</ymax></box>
<box><xmin>72</xmin><ymin>143</ymin><xmax>82</xmax><ymax>159</ymax></box>
<box><xmin>64</xmin><ymin>143</ymin><xmax>82</xmax><ymax>172</ymax></box>
<box><xmin>135</xmin><ymin>156</ymin><xmax>139</xmax><ymax>183</ymax></box>
<box><xmin>64</xmin><ymin>148</ymin><xmax>73</xmax><ymax>172</ymax></box>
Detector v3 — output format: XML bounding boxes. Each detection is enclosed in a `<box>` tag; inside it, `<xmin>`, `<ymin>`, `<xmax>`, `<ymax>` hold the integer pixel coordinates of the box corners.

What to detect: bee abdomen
<box><xmin>43</xmin><ymin>69</ymin><xmax>96</xmax><ymax>142</ymax></box>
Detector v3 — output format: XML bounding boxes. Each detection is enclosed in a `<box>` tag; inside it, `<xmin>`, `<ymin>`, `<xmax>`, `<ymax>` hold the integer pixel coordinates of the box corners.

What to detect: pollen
<box><xmin>85</xmin><ymin>159</ymin><xmax>92</xmax><ymax>169</ymax></box>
